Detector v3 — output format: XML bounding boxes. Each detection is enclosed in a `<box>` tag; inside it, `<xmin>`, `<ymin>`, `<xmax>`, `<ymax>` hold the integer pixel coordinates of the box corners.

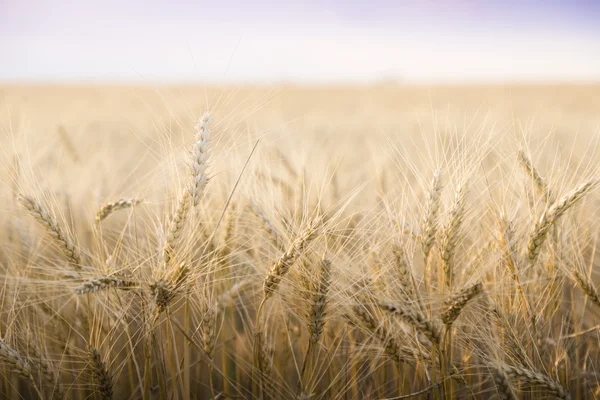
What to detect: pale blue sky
<box><xmin>1</xmin><ymin>0</ymin><xmax>599</xmax><ymax>83</ymax></box>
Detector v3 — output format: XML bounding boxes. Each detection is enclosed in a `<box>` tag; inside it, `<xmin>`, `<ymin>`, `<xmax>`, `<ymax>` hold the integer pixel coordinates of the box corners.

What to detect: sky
<box><xmin>1</xmin><ymin>0</ymin><xmax>599</xmax><ymax>84</ymax></box>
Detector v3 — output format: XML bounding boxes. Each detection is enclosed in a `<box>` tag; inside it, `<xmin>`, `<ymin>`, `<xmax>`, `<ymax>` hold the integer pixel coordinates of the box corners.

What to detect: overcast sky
<box><xmin>1</xmin><ymin>0</ymin><xmax>599</xmax><ymax>83</ymax></box>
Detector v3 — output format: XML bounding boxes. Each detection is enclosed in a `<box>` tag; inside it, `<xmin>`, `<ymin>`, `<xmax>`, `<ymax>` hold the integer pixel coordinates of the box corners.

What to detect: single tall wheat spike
<box><xmin>88</xmin><ymin>346</ymin><xmax>113</xmax><ymax>400</ymax></box>
<box><xmin>440</xmin><ymin>183</ymin><xmax>467</xmax><ymax>287</ymax></box>
<box><xmin>517</xmin><ymin>150</ymin><xmax>554</xmax><ymax>202</ymax></box>
<box><xmin>441</xmin><ymin>281</ymin><xmax>483</xmax><ymax>325</ymax></box>
<box><xmin>503</xmin><ymin>364</ymin><xmax>570</xmax><ymax>400</ymax></box>
<box><xmin>527</xmin><ymin>178</ymin><xmax>599</xmax><ymax>265</ymax></box>
<box><xmin>188</xmin><ymin>112</ymin><xmax>212</xmax><ymax>207</ymax></box>
<box><xmin>421</xmin><ymin>169</ymin><xmax>443</xmax><ymax>261</ymax></box>
<box><xmin>163</xmin><ymin>189</ymin><xmax>191</xmax><ymax>266</ymax></box>
<box><xmin>95</xmin><ymin>198</ymin><xmax>142</xmax><ymax>223</ymax></box>
<box><xmin>306</xmin><ymin>258</ymin><xmax>332</xmax><ymax>344</ymax></box>
<box><xmin>19</xmin><ymin>194</ymin><xmax>82</xmax><ymax>269</ymax></box>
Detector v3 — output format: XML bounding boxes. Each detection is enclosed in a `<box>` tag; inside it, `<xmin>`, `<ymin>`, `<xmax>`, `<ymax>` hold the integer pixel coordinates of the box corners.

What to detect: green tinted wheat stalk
<box><xmin>19</xmin><ymin>194</ymin><xmax>82</xmax><ymax>270</ymax></box>
<box><xmin>528</xmin><ymin>178</ymin><xmax>599</xmax><ymax>266</ymax></box>
<box><xmin>439</xmin><ymin>183</ymin><xmax>467</xmax><ymax>288</ymax></box>
<box><xmin>95</xmin><ymin>198</ymin><xmax>142</xmax><ymax>223</ymax></box>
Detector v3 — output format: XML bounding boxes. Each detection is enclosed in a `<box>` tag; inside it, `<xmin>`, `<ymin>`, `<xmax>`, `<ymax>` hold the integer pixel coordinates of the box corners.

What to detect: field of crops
<box><xmin>0</xmin><ymin>84</ymin><xmax>599</xmax><ymax>399</ymax></box>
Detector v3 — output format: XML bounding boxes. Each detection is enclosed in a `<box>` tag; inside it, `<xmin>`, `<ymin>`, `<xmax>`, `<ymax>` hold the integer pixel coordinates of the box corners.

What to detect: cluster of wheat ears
<box><xmin>1</xmin><ymin>110</ymin><xmax>600</xmax><ymax>400</ymax></box>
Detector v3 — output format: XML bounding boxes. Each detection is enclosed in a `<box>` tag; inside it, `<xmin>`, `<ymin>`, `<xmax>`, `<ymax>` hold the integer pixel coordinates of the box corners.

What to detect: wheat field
<box><xmin>0</xmin><ymin>84</ymin><xmax>600</xmax><ymax>399</ymax></box>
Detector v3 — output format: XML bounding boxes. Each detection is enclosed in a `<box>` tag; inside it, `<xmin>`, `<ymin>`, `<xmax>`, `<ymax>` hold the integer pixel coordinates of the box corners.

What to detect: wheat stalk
<box><xmin>95</xmin><ymin>198</ymin><xmax>142</xmax><ymax>223</ymax></box>
<box><xmin>249</xmin><ymin>200</ymin><xmax>286</xmax><ymax>250</ymax></box>
<box><xmin>440</xmin><ymin>282</ymin><xmax>483</xmax><ymax>325</ymax></box>
<box><xmin>493</xmin><ymin>367</ymin><xmax>517</xmax><ymax>400</ymax></box>
<box><xmin>573</xmin><ymin>270</ymin><xmax>600</xmax><ymax>308</ymax></box>
<box><xmin>75</xmin><ymin>277</ymin><xmax>136</xmax><ymax>295</ymax></box>
<box><xmin>306</xmin><ymin>258</ymin><xmax>332</xmax><ymax>345</ymax></box>
<box><xmin>517</xmin><ymin>150</ymin><xmax>553</xmax><ymax>202</ymax></box>
<box><xmin>19</xmin><ymin>194</ymin><xmax>82</xmax><ymax>269</ymax></box>
<box><xmin>0</xmin><ymin>339</ymin><xmax>32</xmax><ymax>379</ymax></box>
<box><xmin>503</xmin><ymin>364</ymin><xmax>570</xmax><ymax>400</ymax></box>
<box><xmin>188</xmin><ymin>112</ymin><xmax>212</xmax><ymax>207</ymax></box>
<box><xmin>378</xmin><ymin>301</ymin><xmax>442</xmax><ymax>345</ymax></box>
<box><xmin>528</xmin><ymin>178</ymin><xmax>598</xmax><ymax>265</ymax></box>
<box><xmin>440</xmin><ymin>183</ymin><xmax>467</xmax><ymax>287</ymax></box>
<box><xmin>88</xmin><ymin>346</ymin><xmax>113</xmax><ymax>400</ymax></box>
<box><xmin>163</xmin><ymin>189</ymin><xmax>191</xmax><ymax>266</ymax></box>
<box><xmin>263</xmin><ymin>216</ymin><xmax>321</xmax><ymax>300</ymax></box>
<box><xmin>421</xmin><ymin>169</ymin><xmax>443</xmax><ymax>261</ymax></box>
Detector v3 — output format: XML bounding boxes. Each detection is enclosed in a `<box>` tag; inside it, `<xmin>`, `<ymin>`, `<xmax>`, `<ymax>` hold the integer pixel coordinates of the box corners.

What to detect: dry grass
<box><xmin>0</xmin><ymin>84</ymin><xmax>600</xmax><ymax>399</ymax></box>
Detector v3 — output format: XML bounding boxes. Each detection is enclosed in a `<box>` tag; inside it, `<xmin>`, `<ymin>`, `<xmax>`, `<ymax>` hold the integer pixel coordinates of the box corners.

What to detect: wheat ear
<box><xmin>262</xmin><ymin>216</ymin><xmax>320</xmax><ymax>300</ymax></box>
<box><xmin>493</xmin><ymin>367</ymin><xmax>517</xmax><ymax>400</ymax></box>
<box><xmin>421</xmin><ymin>169</ymin><xmax>443</xmax><ymax>261</ymax></box>
<box><xmin>0</xmin><ymin>339</ymin><xmax>32</xmax><ymax>379</ymax></box>
<box><xmin>503</xmin><ymin>364</ymin><xmax>570</xmax><ymax>400</ymax></box>
<box><xmin>75</xmin><ymin>277</ymin><xmax>136</xmax><ymax>295</ymax></box>
<box><xmin>378</xmin><ymin>301</ymin><xmax>442</xmax><ymax>345</ymax></box>
<box><xmin>440</xmin><ymin>183</ymin><xmax>467</xmax><ymax>287</ymax></box>
<box><xmin>95</xmin><ymin>198</ymin><xmax>142</xmax><ymax>223</ymax></box>
<box><xmin>517</xmin><ymin>150</ymin><xmax>553</xmax><ymax>202</ymax></box>
<box><xmin>163</xmin><ymin>189</ymin><xmax>191</xmax><ymax>266</ymax></box>
<box><xmin>88</xmin><ymin>346</ymin><xmax>113</xmax><ymax>400</ymax></box>
<box><xmin>188</xmin><ymin>112</ymin><xmax>212</xmax><ymax>207</ymax></box>
<box><xmin>306</xmin><ymin>258</ymin><xmax>332</xmax><ymax>345</ymax></box>
<box><xmin>441</xmin><ymin>281</ymin><xmax>483</xmax><ymax>325</ymax></box>
<box><xmin>528</xmin><ymin>178</ymin><xmax>598</xmax><ymax>265</ymax></box>
<box><xmin>573</xmin><ymin>270</ymin><xmax>600</xmax><ymax>308</ymax></box>
<box><xmin>19</xmin><ymin>194</ymin><xmax>82</xmax><ymax>269</ymax></box>
<box><xmin>249</xmin><ymin>201</ymin><xmax>286</xmax><ymax>250</ymax></box>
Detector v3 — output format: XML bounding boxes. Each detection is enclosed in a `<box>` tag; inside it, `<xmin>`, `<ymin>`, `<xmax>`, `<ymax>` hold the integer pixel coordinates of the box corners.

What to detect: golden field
<box><xmin>0</xmin><ymin>84</ymin><xmax>600</xmax><ymax>399</ymax></box>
